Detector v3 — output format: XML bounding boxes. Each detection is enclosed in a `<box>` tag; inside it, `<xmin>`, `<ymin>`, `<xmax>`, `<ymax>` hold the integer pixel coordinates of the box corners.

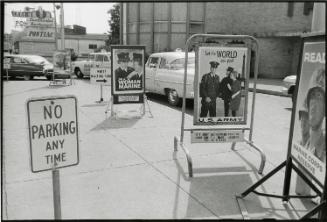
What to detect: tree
<box><xmin>107</xmin><ymin>4</ymin><xmax>120</xmax><ymax>45</ymax></box>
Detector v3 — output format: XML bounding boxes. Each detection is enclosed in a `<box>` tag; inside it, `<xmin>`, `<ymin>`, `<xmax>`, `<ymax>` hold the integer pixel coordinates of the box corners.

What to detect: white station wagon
<box><xmin>145</xmin><ymin>51</ymin><xmax>195</xmax><ymax>106</ymax></box>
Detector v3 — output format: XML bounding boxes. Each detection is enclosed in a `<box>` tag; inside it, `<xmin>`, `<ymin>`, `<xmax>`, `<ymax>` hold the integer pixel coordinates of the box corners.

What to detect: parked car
<box><xmin>282</xmin><ymin>74</ymin><xmax>296</xmax><ymax>102</ymax></box>
<box><xmin>145</xmin><ymin>51</ymin><xmax>195</xmax><ymax>106</ymax></box>
<box><xmin>71</xmin><ymin>52</ymin><xmax>111</xmax><ymax>78</ymax></box>
<box><xmin>3</xmin><ymin>54</ymin><xmax>53</xmax><ymax>80</ymax></box>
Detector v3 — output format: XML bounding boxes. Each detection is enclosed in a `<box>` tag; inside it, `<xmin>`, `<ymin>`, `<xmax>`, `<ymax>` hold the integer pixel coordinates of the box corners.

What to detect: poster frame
<box><xmin>110</xmin><ymin>45</ymin><xmax>146</xmax><ymax>105</ymax></box>
<box><xmin>285</xmin><ymin>34</ymin><xmax>326</xmax><ymax>188</ymax></box>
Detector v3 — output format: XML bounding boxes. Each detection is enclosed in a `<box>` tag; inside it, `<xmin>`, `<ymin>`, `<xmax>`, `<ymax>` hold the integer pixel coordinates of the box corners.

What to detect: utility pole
<box><xmin>60</xmin><ymin>3</ymin><xmax>65</xmax><ymax>50</ymax></box>
<box><xmin>53</xmin><ymin>3</ymin><xmax>58</xmax><ymax>50</ymax></box>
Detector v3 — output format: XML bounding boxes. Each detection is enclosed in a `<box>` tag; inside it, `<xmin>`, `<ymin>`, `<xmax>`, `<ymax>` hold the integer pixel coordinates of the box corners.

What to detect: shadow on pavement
<box><xmin>171</xmin><ymin>152</ymin><xmax>265</xmax><ymax>219</ymax></box>
<box><xmin>146</xmin><ymin>93</ymin><xmax>194</xmax><ymax>116</ymax></box>
<box><xmin>90</xmin><ymin>115</ymin><xmax>140</xmax><ymax>131</ymax></box>
<box><xmin>81</xmin><ymin>102</ymin><xmax>109</xmax><ymax>107</ymax></box>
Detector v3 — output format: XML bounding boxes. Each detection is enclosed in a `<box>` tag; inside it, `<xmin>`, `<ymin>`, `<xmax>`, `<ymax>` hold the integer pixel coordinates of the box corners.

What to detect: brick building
<box><xmin>121</xmin><ymin>2</ymin><xmax>315</xmax><ymax>78</ymax></box>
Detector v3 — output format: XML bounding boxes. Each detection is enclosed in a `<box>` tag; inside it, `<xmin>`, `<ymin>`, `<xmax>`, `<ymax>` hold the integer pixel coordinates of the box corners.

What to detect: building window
<box><xmin>89</xmin><ymin>44</ymin><xmax>97</xmax><ymax>49</ymax></box>
<box><xmin>303</xmin><ymin>2</ymin><xmax>314</xmax><ymax>15</ymax></box>
<box><xmin>287</xmin><ymin>2</ymin><xmax>294</xmax><ymax>17</ymax></box>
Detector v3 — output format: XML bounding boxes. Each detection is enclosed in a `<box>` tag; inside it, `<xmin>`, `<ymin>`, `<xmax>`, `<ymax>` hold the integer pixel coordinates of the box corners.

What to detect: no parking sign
<box><xmin>27</xmin><ymin>95</ymin><xmax>79</xmax><ymax>172</ymax></box>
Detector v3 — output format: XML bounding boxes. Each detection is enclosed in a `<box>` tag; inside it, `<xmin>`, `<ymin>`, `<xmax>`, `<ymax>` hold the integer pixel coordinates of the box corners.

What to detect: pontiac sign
<box><xmin>24</xmin><ymin>27</ymin><xmax>55</xmax><ymax>40</ymax></box>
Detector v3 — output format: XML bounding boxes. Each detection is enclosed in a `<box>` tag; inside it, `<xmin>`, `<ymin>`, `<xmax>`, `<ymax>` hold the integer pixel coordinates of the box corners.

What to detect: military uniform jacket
<box><xmin>200</xmin><ymin>73</ymin><xmax>220</xmax><ymax>99</ymax></box>
<box><xmin>220</xmin><ymin>76</ymin><xmax>233</xmax><ymax>100</ymax></box>
<box><xmin>115</xmin><ymin>66</ymin><xmax>134</xmax><ymax>91</ymax></box>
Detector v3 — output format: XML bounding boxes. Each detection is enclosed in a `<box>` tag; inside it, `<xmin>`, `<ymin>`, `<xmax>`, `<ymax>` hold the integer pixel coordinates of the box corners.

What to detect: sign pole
<box><xmin>52</xmin><ymin>162</ymin><xmax>61</xmax><ymax>219</ymax></box>
<box><xmin>100</xmin><ymin>85</ymin><xmax>104</xmax><ymax>102</ymax></box>
<box><xmin>6</xmin><ymin>69</ymin><xmax>9</xmax><ymax>81</ymax></box>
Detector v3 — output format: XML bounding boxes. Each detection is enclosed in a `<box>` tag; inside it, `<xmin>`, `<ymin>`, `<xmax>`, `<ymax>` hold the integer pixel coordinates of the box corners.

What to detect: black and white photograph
<box><xmin>1</xmin><ymin>1</ymin><xmax>326</xmax><ymax>220</ymax></box>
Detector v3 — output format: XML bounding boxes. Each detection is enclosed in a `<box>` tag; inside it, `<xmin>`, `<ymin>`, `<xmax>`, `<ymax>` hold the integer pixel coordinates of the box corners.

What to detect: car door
<box><xmin>83</xmin><ymin>54</ymin><xmax>94</xmax><ymax>75</ymax></box>
<box><xmin>10</xmin><ymin>57</ymin><xmax>28</xmax><ymax>77</ymax></box>
<box><xmin>145</xmin><ymin>56</ymin><xmax>160</xmax><ymax>92</ymax></box>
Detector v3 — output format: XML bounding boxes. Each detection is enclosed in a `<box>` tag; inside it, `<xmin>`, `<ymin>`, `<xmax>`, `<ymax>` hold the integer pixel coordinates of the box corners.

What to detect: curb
<box><xmin>248</xmin><ymin>88</ymin><xmax>291</xmax><ymax>97</ymax></box>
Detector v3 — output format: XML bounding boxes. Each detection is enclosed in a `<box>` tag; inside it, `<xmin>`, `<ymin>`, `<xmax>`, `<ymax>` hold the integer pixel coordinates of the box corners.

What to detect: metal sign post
<box><xmin>26</xmin><ymin>95</ymin><xmax>79</xmax><ymax>219</ymax></box>
<box><xmin>52</xmin><ymin>162</ymin><xmax>61</xmax><ymax>219</ymax></box>
<box><xmin>4</xmin><ymin>61</ymin><xmax>10</xmax><ymax>81</ymax></box>
<box><xmin>173</xmin><ymin>34</ymin><xmax>265</xmax><ymax>178</ymax></box>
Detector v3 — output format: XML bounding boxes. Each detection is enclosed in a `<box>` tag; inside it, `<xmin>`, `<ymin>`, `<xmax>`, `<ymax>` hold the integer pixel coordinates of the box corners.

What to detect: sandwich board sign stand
<box><xmin>105</xmin><ymin>45</ymin><xmax>153</xmax><ymax>118</ymax></box>
<box><xmin>173</xmin><ymin>34</ymin><xmax>266</xmax><ymax>178</ymax></box>
<box><xmin>27</xmin><ymin>95</ymin><xmax>79</xmax><ymax>219</ymax></box>
<box><xmin>236</xmin><ymin>33</ymin><xmax>326</xmax><ymax>220</ymax></box>
<box><xmin>50</xmin><ymin>50</ymin><xmax>73</xmax><ymax>87</ymax></box>
<box><xmin>90</xmin><ymin>67</ymin><xmax>111</xmax><ymax>103</ymax></box>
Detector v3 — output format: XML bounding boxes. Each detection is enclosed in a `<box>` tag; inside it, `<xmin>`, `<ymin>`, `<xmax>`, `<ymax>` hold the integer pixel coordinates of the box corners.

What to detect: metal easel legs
<box><xmin>236</xmin><ymin>158</ymin><xmax>325</xmax><ymax>220</ymax></box>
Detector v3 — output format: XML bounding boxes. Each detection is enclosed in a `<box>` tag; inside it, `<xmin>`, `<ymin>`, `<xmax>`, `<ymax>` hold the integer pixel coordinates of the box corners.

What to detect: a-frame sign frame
<box><xmin>105</xmin><ymin>45</ymin><xmax>152</xmax><ymax>118</ymax></box>
<box><xmin>173</xmin><ymin>34</ymin><xmax>266</xmax><ymax>177</ymax></box>
<box><xmin>236</xmin><ymin>32</ymin><xmax>326</xmax><ymax>220</ymax></box>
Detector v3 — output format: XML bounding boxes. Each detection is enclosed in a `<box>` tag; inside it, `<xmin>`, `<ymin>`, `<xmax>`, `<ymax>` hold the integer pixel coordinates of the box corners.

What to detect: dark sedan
<box><xmin>3</xmin><ymin>54</ymin><xmax>53</xmax><ymax>80</ymax></box>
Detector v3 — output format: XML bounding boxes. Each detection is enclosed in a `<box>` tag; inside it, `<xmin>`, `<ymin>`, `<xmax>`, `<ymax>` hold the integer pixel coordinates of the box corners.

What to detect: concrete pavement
<box><xmin>2</xmin><ymin>79</ymin><xmax>316</xmax><ymax>219</ymax></box>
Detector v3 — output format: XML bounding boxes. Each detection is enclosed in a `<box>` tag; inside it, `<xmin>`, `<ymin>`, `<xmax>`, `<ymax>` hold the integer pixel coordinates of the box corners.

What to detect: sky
<box><xmin>4</xmin><ymin>2</ymin><xmax>116</xmax><ymax>34</ymax></box>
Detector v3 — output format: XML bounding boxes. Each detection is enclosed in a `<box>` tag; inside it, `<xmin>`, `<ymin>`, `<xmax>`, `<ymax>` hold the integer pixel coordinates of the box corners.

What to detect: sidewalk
<box><xmin>249</xmin><ymin>78</ymin><xmax>290</xmax><ymax>97</ymax></box>
<box><xmin>2</xmin><ymin>80</ymin><xmax>313</xmax><ymax>219</ymax></box>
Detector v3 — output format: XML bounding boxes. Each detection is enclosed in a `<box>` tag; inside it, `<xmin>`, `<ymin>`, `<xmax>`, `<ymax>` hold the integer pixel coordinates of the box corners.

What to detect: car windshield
<box><xmin>89</xmin><ymin>54</ymin><xmax>95</xmax><ymax>61</ymax></box>
<box><xmin>169</xmin><ymin>57</ymin><xmax>195</xmax><ymax>70</ymax></box>
<box><xmin>25</xmin><ymin>56</ymin><xmax>51</xmax><ymax>64</ymax></box>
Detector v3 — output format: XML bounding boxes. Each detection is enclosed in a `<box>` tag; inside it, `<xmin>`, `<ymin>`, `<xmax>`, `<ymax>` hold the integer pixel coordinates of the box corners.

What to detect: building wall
<box><xmin>19</xmin><ymin>41</ymin><xmax>56</xmax><ymax>61</ymax></box>
<box><xmin>123</xmin><ymin>2</ymin><xmax>313</xmax><ymax>79</ymax></box>
<box><xmin>257</xmin><ymin>37</ymin><xmax>302</xmax><ymax>78</ymax></box>
<box><xmin>205</xmin><ymin>2</ymin><xmax>312</xmax><ymax>34</ymax></box>
<box><xmin>57</xmin><ymin>39</ymin><xmax>106</xmax><ymax>54</ymax></box>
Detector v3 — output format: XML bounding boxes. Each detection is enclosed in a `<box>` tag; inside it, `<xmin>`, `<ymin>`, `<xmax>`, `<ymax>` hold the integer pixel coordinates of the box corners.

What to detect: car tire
<box><xmin>167</xmin><ymin>89</ymin><xmax>180</xmax><ymax>106</ymax></box>
<box><xmin>75</xmin><ymin>68</ymin><xmax>84</xmax><ymax>79</ymax></box>
<box><xmin>46</xmin><ymin>75</ymin><xmax>52</xmax><ymax>80</ymax></box>
<box><xmin>23</xmin><ymin>75</ymin><xmax>32</xmax><ymax>81</ymax></box>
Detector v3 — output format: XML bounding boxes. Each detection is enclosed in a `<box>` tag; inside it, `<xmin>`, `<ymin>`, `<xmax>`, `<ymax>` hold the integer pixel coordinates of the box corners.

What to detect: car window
<box><xmin>95</xmin><ymin>55</ymin><xmax>104</xmax><ymax>62</ymax></box>
<box><xmin>148</xmin><ymin>57</ymin><xmax>159</xmax><ymax>68</ymax></box>
<box><xmin>170</xmin><ymin>57</ymin><xmax>195</xmax><ymax>70</ymax></box>
<box><xmin>159</xmin><ymin>58</ymin><xmax>168</xmax><ymax>69</ymax></box>
<box><xmin>89</xmin><ymin>54</ymin><xmax>95</xmax><ymax>61</ymax></box>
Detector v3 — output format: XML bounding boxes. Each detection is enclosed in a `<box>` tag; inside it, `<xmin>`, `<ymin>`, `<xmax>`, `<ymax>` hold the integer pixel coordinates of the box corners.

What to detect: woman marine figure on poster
<box><xmin>230</xmin><ymin>70</ymin><xmax>242</xmax><ymax>117</ymax></box>
<box><xmin>127</xmin><ymin>53</ymin><xmax>143</xmax><ymax>90</ymax></box>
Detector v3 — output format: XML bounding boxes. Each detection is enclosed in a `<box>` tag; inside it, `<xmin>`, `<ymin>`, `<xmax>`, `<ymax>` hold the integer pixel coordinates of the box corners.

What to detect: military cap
<box><xmin>209</xmin><ymin>61</ymin><xmax>219</xmax><ymax>68</ymax></box>
<box><xmin>117</xmin><ymin>52</ymin><xmax>130</xmax><ymax>63</ymax></box>
<box><xmin>227</xmin><ymin>66</ymin><xmax>234</xmax><ymax>72</ymax></box>
<box><xmin>132</xmin><ymin>53</ymin><xmax>143</xmax><ymax>64</ymax></box>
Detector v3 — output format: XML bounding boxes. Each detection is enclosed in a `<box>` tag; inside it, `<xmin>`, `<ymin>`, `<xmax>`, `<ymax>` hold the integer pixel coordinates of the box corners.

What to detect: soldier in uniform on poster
<box><xmin>115</xmin><ymin>52</ymin><xmax>134</xmax><ymax>91</ymax></box>
<box><xmin>200</xmin><ymin>61</ymin><xmax>220</xmax><ymax>117</ymax></box>
<box><xmin>219</xmin><ymin>67</ymin><xmax>234</xmax><ymax>116</ymax></box>
<box><xmin>127</xmin><ymin>53</ymin><xmax>143</xmax><ymax>89</ymax></box>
